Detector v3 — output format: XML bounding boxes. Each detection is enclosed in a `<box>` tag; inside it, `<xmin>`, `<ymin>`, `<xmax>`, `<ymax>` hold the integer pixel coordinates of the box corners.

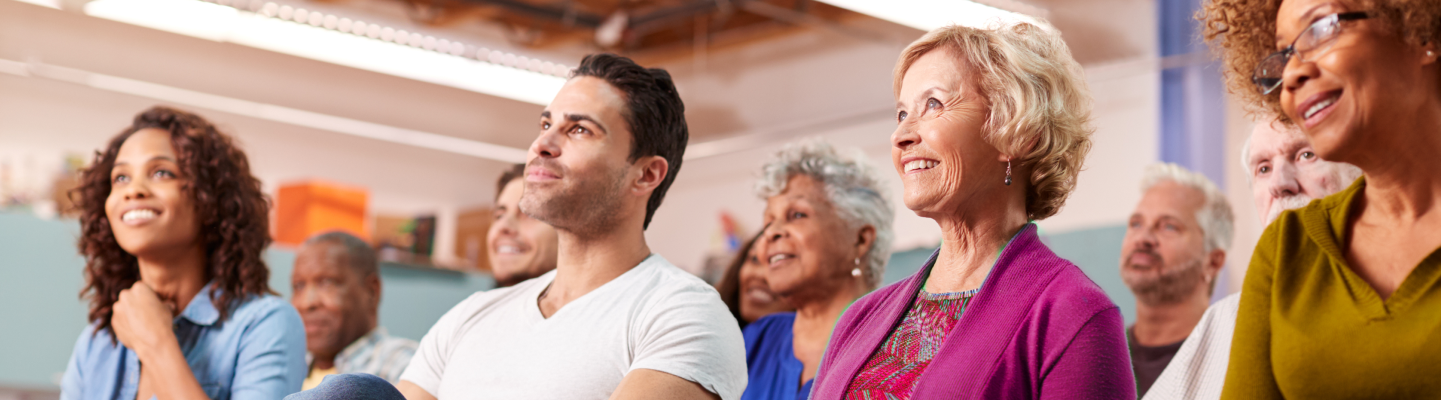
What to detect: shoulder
<box><xmin>626</xmin><ymin>256</ymin><xmax>729</xmax><ymax>314</ymax></box>
<box><xmin>230</xmin><ymin>294</ymin><xmax>304</xmax><ymax>331</ymax></box>
<box><xmin>634</xmin><ymin>256</ymin><xmax>719</xmax><ymax>295</ymax></box>
<box><xmin>1031</xmin><ymin>254</ymin><xmax>1120</xmax><ymax>318</ymax></box>
<box><xmin>742</xmin><ymin>313</ymin><xmax>795</xmax><ymax>342</ymax></box>
<box><xmin>68</xmin><ymin>323</ymin><xmax>114</xmax><ymax>362</ymax></box>
<box><xmin>1008</xmin><ymin>247</ymin><xmax>1123</xmax><ymax>342</ymax></box>
<box><xmin>830</xmin><ymin>278</ymin><xmax>911</xmax><ymax>345</ymax></box>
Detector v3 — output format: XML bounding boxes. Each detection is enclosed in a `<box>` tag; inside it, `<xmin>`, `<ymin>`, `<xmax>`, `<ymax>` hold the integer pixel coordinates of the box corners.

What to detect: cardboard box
<box><xmin>273</xmin><ymin>181</ymin><xmax>368</xmax><ymax>246</ymax></box>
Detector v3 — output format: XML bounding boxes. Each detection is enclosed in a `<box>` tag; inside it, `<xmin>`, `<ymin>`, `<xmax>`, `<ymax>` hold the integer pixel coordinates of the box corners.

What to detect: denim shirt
<box><xmin>60</xmin><ymin>282</ymin><xmax>307</xmax><ymax>400</ymax></box>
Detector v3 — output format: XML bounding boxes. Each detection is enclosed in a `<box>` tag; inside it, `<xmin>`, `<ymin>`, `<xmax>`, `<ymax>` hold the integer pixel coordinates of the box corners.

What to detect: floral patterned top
<box><xmin>844</xmin><ymin>287</ymin><xmax>980</xmax><ymax>400</ymax></box>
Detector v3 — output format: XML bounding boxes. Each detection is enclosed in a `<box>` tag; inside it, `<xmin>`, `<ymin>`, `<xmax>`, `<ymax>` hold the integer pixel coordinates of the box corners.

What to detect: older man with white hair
<box><xmin>1141</xmin><ymin>118</ymin><xmax>1362</xmax><ymax>400</ymax></box>
<box><xmin>1121</xmin><ymin>163</ymin><xmax>1235</xmax><ymax>398</ymax></box>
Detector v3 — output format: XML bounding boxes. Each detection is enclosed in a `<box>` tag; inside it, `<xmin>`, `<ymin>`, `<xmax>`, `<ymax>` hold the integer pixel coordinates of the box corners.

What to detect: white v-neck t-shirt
<box><xmin>399</xmin><ymin>254</ymin><xmax>747</xmax><ymax>400</ymax></box>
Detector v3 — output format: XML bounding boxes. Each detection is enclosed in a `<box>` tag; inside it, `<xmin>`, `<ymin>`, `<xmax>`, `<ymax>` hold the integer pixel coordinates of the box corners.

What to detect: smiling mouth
<box><xmin>767</xmin><ymin>253</ymin><xmax>793</xmax><ymax>266</ymax></box>
<box><xmin>121</xmin><ymin>209</ymin><xmax>159</xmax><ymax>224</ymax></box>
<box><xmin>904</xmin><ymin>159</ymin><xmax>938</xmax><ymax>173</ymax></box>
<box><xmin>495</xmin><ymin>244</ymin><xmax>527</xmax><ymax>255</ymax></box>
<box><xmin>1304</xmin><ymin>93</ymin><xmax>1339</xmax><ymax>121</ymax></box>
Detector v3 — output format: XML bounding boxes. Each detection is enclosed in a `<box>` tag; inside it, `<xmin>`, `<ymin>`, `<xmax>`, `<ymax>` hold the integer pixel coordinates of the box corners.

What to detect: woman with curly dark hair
<box><xmin>59</xmin><ymin>106</ymin><xmax>306</xmax><ymax>400</ymax></box>
<box><xmin>1198</xmin><ymin>0</ymin><xmax>1441</xmax><ymax>398</ymax></box>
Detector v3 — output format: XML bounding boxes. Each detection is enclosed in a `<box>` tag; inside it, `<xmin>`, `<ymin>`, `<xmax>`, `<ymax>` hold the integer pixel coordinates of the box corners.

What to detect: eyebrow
<box><xmin>1279</xmin><ymin>2</ymin><xmax>1338</xmax><ymax>43</ymax></box>
<box><xmin>897</xmin><ymin>87</ymin><xmax>947</xmax><ymax>109</ymax></box>
<box><xmin>112</xmin><ymin>155</ymin><xmax>177</xmax><ymax>168</ymax></box>
<box><xmin>540</xmin><ymin>110</ymin><xmax>609</xmax><ymax>136</ymax></box>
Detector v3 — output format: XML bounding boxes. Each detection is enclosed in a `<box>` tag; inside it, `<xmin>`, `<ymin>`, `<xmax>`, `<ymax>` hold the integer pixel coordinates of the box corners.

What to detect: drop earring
<box><xmin>1004</xmin><ymin>160</ymin><xmax>1012</xmax><ymax>186</ymax></box>
<box><xmin>851</xmin><ymin>258</ymin><xmax>862</xmax><ymax>277</ymax></box>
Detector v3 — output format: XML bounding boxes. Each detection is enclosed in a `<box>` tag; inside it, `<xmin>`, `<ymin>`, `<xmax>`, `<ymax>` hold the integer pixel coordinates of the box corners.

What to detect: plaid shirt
<box><xmin>319</xmin><ymin>327</ymin><xmax>418</xmax><ymax>383</ymax></box>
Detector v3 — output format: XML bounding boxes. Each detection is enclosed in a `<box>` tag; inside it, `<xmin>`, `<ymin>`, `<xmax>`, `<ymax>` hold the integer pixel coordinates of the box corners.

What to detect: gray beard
<box><xmin>1124</xmin><ymin>256</ymin><xmax>1207</xmax><ymax>306</ymax></box>
<box><xmin>1265</xmin><ymin>194</ymin><xmax>1317</xmax><ymax>225</ymax></box>
<box><xmin>520</xmin><ymin>166</ymin><xmax>628</xmax><ymax>237</ymax></box>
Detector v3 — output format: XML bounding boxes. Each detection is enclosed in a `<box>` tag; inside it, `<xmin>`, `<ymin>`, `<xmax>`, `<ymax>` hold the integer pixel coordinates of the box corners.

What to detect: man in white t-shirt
<box><xmin>393</xmin><ymin>53</ymin><xmax>745</xmax><ymax>400</ymax></box>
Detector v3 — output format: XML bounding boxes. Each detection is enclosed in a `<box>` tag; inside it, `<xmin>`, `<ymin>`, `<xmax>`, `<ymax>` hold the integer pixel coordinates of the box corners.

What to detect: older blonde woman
<box><xmin>809</xmin><ymin>22</ymin><xmax>1133</xmax><ymax>399</ymax></box>
<box><xmin>741</xmin><ymin>140</ymin><xmax>893</xmax><ymax>400</ymax></box>
<box><xmin>1200</xmin><ymin>0</ymin><xmax>1441</xmax><ymax>397</ymax></box>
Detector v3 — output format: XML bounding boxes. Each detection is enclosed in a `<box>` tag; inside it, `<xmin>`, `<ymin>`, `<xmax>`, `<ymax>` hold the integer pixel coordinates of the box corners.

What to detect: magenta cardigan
<box><xmin>810</xmin><ymin>224</ymin><xmax>1135</xmax><ymax>399</ymax></box>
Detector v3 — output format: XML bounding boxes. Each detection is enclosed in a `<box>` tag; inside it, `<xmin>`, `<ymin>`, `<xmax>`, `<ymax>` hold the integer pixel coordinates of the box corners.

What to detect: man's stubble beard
<box><xmin>1122</xmin><ymin>251</ymin><xmax>1208</xmax><ymax>306</ymax></box>
<box><xmin>520</xmin><ymin>164</ymin><xmax>629</xmax><ymax>237</ymax></box>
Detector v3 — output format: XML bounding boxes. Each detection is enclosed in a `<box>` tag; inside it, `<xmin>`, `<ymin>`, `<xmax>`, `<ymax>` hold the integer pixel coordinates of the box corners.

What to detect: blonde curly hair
<box><xmin>1199</xmin><ymin>0</ymin><xmax>1441</xmax><ymax>123</ymax></box>
<box><xmin>893</xmin><ymin>22</ymin><xmax>1094</xmax><ymax>220</ymax></box>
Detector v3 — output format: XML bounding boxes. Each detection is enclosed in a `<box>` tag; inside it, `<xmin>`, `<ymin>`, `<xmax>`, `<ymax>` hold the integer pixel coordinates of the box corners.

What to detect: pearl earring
<box><xmin>852</xmin><ymin>258</ymin><xmax>862</xmax><ymax>277</ymax></box>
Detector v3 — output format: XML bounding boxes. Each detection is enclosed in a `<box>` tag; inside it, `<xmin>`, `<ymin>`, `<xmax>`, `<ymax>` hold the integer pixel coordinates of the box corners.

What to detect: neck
<box><xmin>136</xmin><ymin>244</ymin><xmax>209</xmax><ymax>317</ymax></box>
<box><xmin>542</xmin><ymin>216</ymin><xmax>651</xmax><ymax>316</ymax></box>
<box><xmin>926</xmin><ymin>195</ymin><xmax>1029</xmax><ymax>293</ymax></box>
<box><xmin>789</xmin><ymin>278</ymin><xmax>864</xmax><ymax>379</ymax></box>
<box><xmin>1131</xmin><ymin>290</ymin><xmax>1208</xmax><ymax>346</ymax></box>
<box><xmin>790</xmin><ymin>278</ymin><xmax>863</xmax><ymax>348</ymax></box>
<box><xmin>1347</xmin><ymin>100</ymin><xmax>1441</xmax><ymax>221</ymax></box>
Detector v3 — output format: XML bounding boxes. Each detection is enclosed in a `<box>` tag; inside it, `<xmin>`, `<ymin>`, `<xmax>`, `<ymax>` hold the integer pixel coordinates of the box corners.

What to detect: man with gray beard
<box><xmin>1141</xmin><ymin>119</ymin><xmax>1362</xmax><ymax>400</ymax></box>
<box><xmin>1120</xmin><ymin>163</ymin><xmax>1235</xmax><ymax>398</ymax></box>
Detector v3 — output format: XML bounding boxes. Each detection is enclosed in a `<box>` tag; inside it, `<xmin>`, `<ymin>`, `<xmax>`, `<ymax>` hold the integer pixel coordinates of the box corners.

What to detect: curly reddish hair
<box><xmin>1199</xmin><ymin>0</ymin><xmax>1441</xmax><ymax>123</ymax></box>
<box><xmin>72</xmin><ymin>106</ymin><xmax>274</xmax><ymax>340</ymax></box>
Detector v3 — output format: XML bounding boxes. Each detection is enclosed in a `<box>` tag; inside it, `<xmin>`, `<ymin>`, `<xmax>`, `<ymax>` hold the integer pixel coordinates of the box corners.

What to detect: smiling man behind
<box><xmin>391</xmin><ymin>53</ymin><xmax>745</xmax><ymax>400</ymax></box>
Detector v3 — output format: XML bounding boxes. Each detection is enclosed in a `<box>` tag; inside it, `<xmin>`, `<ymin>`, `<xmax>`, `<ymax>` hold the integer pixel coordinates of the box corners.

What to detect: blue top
<box><xmin>61</xmin><ymin>282</ymin><xmax>307</xmax><ymax>400</ymax></box>
<box><xmin>741</xmin><ymin>313</ymin><xmax>812</xmax><ymax>400</ymax></box>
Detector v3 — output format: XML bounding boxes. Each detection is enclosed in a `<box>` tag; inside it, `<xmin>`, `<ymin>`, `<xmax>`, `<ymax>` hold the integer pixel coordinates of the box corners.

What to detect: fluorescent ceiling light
<box><xmin>11</xmin><ymin>0</ymin><xmax>61</xmax><ymax>9</ymax></box>
<box><xmin>84</xmin><ymin>0</ymin><xmax>565</xmax><ymax>105</ymax></box>
<box><xmin>1</xmin><ymin>57</ymin><xmax>529</xmax><ymax>163</ymax></box>
<box><xmin>815</xmin><ymin>0</ymin><xmax>1041</xmax><ymax>31</ymax></box>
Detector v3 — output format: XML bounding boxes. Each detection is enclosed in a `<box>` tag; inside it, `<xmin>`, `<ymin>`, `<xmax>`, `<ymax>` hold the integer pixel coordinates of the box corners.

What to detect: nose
<box><xmin>1281</xmin><ymin>56</ymin><xmax>1320</xmax><ymax>97</ymax></box>
<box><xmin>530</xmin><ymin>129</ymin><xmax>561</xmax><ymax>160</ymax></box>
<box><xmin>494</xmin><ymin>211</ymin><xmax>519</xmax><ymax>235</ymax></box>
<box><xmin>294</xmin><ymin>286</ymin><xmax>318</xmax><ymax>311</ymax></box>
<box><xmin>120</xmin><ymin>179</ymin><xmax>151</xmax><ymax>201</ymax></box>
<box><xmin>762</xmin><ymin>221</ymin><xmax>786</xmax><ymax>245</ymax></box>
<box><xmin>1270</xmin><ymin>162</ymin><xmax>1302</xmax><ymax>198</ymax></box>
<box><xmin>1131</xmin><ymin>224</ymin><xmax>1159</xmax><ymax>250</ymax></box>
<box><xmin>892</xmin><ymin>120</ymin><xmax>919</xmax><ymax>150</ymax></box>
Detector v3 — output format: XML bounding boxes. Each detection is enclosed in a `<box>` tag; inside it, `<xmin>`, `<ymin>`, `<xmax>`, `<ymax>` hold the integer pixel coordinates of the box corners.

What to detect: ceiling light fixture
<box><xmin>83</xmin><ymin>0</ymin><xmax>568</xmax><ymax>105</ymax></box>
<box><xmin>1</xmin><ymin>57</ymin><xmax>529</xmax><ymax>163</ymax></box>
<box><xmin>813</xmin><ymin>0</ymin><xmax>1042</xmax><ymax>31</ymax></box>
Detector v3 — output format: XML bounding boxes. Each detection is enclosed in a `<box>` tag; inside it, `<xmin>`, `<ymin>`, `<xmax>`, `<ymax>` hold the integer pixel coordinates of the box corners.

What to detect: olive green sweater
<box><xmin>1222</xmin><ymin>178</ymin><xmax>1441</xmax><ymax>399</ymax></box>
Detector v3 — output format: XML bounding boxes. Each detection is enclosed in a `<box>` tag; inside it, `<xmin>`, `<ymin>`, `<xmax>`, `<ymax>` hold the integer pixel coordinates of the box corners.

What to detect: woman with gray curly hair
<box><xmin>740</xmin><ymin>140</ymin><xmax>893</xmax><ymax>400</ymax></box>
<box><xmin>809</xmin><ymin>21</ymin><xmax>1133</xmax><ymax>399</ymax></box>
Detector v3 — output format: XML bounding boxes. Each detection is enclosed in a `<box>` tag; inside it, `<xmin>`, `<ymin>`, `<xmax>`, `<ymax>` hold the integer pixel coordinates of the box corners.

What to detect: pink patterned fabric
<box><xmin>845</xmin><ymin>289</ymin><xmax>978</xmax><ymax>399</ymax></box>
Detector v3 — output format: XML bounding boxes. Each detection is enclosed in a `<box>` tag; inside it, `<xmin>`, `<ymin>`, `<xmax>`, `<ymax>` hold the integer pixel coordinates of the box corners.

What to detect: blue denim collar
<box><xmin>179</xmin><ymin>281</ymin><xmax>220</xmax><ymax>326</ymax></box>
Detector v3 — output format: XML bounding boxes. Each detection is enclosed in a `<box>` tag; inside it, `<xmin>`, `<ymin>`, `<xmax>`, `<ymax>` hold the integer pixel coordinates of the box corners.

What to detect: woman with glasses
<box><xmin>1200</xmin><ymin>0</ymin><xmax>1441</xmax><ymax>398</ymax></box>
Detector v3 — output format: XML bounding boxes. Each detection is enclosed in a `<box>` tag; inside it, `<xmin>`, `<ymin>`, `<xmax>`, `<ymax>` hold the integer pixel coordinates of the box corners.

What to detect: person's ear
<box><xmin>854</xmin><ymin>225</ymin><xmax>877</xmax><ymax>263</ymax></box>
<box><xmin>367</xmin><ymin>273</ymin><xmax>382</xmax><ymax>309</ymax></box>
<box><xmin>632</xmin><ymin>155</ymin><xmax>669</xmax><ymax>196</ymax></box>
<box><xmin>1206</xmin><ymin>248</ymin><xmax>1227</xmax><ymax>276</ymax></box>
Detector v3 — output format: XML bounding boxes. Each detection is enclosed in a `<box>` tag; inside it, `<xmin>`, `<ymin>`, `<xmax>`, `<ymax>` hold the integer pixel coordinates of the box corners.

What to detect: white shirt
<box><xmin>399</xmin><ymin>254</ymin><xmax>747</xmax><ymax>400</ymax></box>
<box><xmin>1142</xmin><ymin>293</ymin><xmax>1240</xmax><ymax>400</ymax></box>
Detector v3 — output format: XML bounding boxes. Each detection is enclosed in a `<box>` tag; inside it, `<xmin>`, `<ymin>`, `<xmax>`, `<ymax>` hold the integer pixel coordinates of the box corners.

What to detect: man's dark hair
<box><xmin>495</xmin><ymin>163</ymin><xmax>525</xmax><ymax>201</ymax></box>
<box><xmin>571</xmin><ymin>53</ymin><xmax>688</xmax><ymax>230</ymax></box>
<box><xmin>303</xmin><ymin>231</ymin><xmax>379</xmax><ymax>279</ymax></box>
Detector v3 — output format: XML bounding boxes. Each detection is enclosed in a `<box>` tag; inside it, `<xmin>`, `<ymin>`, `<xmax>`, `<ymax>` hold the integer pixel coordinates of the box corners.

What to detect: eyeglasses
<box><xmin>1252</xmin><ymin>12</ymin><xmax>1369</xmax><ymax>95</ymax></box>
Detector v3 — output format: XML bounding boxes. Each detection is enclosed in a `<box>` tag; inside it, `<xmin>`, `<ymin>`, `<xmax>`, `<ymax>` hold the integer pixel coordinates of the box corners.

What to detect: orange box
<box><xmin>273</xmin><ymin>181</ymin><xmax>369</xmax><ymax>246</ymax></box>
